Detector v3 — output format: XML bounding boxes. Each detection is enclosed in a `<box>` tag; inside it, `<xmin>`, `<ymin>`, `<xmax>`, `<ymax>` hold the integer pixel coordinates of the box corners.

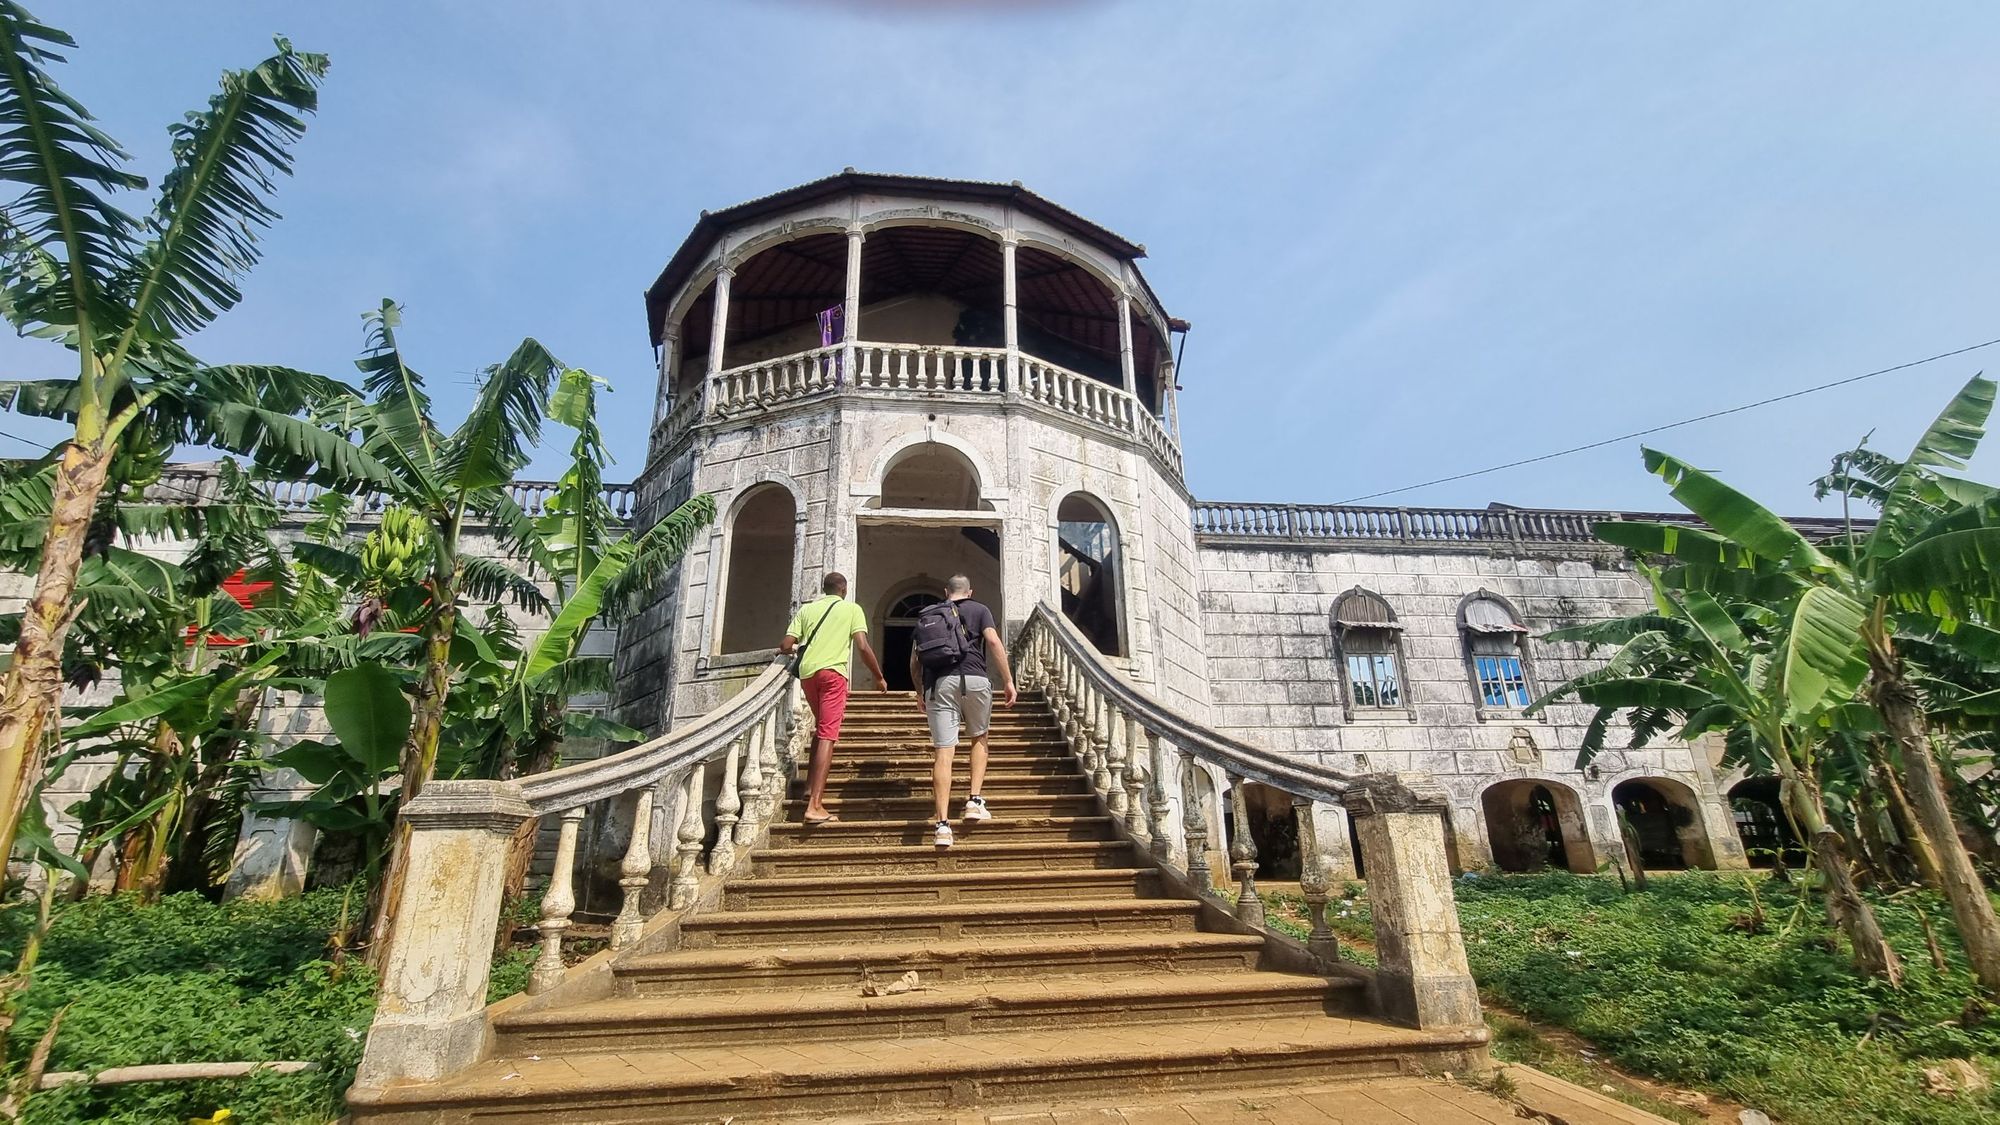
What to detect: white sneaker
<box><xmin>933</xmin><ymin>820</ymin><xmax>954</xmax><ymax>847</ymax></box>
<box><xmin>963</xmin><ymin>795</ymin><xmax>992</xmax><ymax>822</ymax></box>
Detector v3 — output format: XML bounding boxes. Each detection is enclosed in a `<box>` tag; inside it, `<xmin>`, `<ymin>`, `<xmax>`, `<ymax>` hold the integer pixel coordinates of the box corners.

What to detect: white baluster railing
<box><xmin>674</xmin><ymin>340</ymin><xmax>1182</xmax><ymax>483</ymax></box>
<box><xmin>357</xmin><ymin>660</ymin><xmax>804</xmax><ymax>1089</ymax></box>
<box><xmin>1012</xmin><ymin>602</ymin><xmax>1483</xmax><ymax>1036</ymax></box>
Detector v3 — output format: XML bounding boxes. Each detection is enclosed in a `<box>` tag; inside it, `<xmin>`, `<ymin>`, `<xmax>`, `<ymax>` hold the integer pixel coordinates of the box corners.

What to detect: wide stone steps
<box><xmin>821</xmin><ymin>756</ymin><xmax>1079</xmax><ymax>776</ymax></box>
<box><xmin>610</xmin><ymin>932</ymin><xmax>1271</xmax><ymax>997</ymax></box>
<box><xmin>351</xmin><ymin>1017</ymin><xmax>1489</xmax><ymax>1124</ymax></box>
<box><xmin>749</xmin><ymin>839</ymin><xmax>1138</xmax><ymax>877</ymax></box>
<box><xmin>495</xmin><ymin>970</ymin><xmax>1360</xmax><ymax>1055</ymax></box>
<box><xmin>764</xmin><ymin>815</ymin><xmax>1116</xmax><ymax>848</ymax></box>
<box><xmin>346</xmin><ymin>691</ymin><xmax>1502</xmax><ymax>1124</ymax></box>
<box><xmin>722</xmin><ymin>867</ymin><xmax>1160</xmax><ymax>910</ymax></box>
<box><xmin>792</xmin><ymin>773</ymin><xmax>1092</xmax><ymax>798</ymax></box>
<box><xmin>824</xmin><ymin>728</ymin><xmax>1072</xmax><ymax>744</ymax></box>
<box><xmin>678</xmin><ymin>898</ymin><xmax>1204</xmax><ymax>948</ymax></box>
<box><xmin>781</xmin><ymin>794</ymin><xmax>1099</xmax><ymax>819</ymax></box>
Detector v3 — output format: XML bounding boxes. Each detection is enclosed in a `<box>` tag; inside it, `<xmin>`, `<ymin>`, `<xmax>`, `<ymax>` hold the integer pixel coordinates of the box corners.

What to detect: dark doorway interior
<box><xmin>882</xmin><ymin>591</ymin><xmax>941</xmax><ymax>692</ymax></box>
<box><xmin>1730</xmin><ymin>777</ymin><xmax>1804</xmax><ymax>868</ymax></box>
<box><xmin>1614</xmin><ymin>780</ymin><xmax>1691</xmax><ymax>870</ymax></box>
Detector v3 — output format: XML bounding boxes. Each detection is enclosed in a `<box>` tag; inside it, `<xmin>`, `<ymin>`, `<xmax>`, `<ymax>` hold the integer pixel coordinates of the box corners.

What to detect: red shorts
<box><xmin>801</xmin><ymin>668</ymin><xmax>850</xmax><ymax>741</ymax></box>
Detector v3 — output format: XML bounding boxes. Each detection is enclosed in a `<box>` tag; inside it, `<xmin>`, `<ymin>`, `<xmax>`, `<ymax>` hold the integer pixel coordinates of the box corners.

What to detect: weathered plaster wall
<box><xmin>636</xmin><ymin>384</ymin><xmax>1201</xmax><ymax>728</ymax></box>
<box><xmin>1194</xmin><ymin>540</ymin><xmax>1745</xmax><ymax>872</ymax></box>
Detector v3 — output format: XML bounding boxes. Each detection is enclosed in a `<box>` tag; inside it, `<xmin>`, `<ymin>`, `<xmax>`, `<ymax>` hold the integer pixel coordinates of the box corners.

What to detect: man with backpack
<box><xmin>910</xmin><ymin>574</ymin><xmax>1017</xmax><ymax>847</ymax></box>
<box><xmin>780</xmin><ymin>572</ymin><xmax>889</xmax><ymax>825</ymax></box>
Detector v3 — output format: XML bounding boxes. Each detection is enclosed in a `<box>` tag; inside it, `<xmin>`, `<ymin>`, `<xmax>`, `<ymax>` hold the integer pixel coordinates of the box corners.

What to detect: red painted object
<box><xmin>184</xmin><ymin>568</ymin><xmax>272</xmax><ymax>647</ymax></box>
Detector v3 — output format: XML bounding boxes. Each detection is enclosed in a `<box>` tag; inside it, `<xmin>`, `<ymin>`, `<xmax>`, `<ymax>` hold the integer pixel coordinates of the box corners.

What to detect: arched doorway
<box><xmin>1613</xmin><ymin>778</ymin><xmax>1713</xmax><ymax>870</ymax></box>
<box><xmin>882</xmin><ymin>443</ymin><xmax>983</xmax><ymax>510</ymax></box>
<box><xmin>1729</xmin><ymin>777</ymin><xmax>1803</xmax><ymax>868</ymax></box>
<box><xmin>1481</xmin><ymin>780</ymin><xmax>1595</xmax><ymax>873</ymax></box>
<box><xmin>716</xmin><ymin>484</ymin><xmax>797</xmax><ymax>654</ymax></box>
<box><xmin>880</xmin><ymin>590</ymin><xmax>942</xmax><ymax>692</ymax></box>
<box><xmin>858</xmin><ymin>442</ymin><xmax>1001</xmax><ymax>671</ymax></box>
<box><xmin>1056</xmin><ymin>493</ymin><xmax>1122</xmax><ymax>656</ymax></box>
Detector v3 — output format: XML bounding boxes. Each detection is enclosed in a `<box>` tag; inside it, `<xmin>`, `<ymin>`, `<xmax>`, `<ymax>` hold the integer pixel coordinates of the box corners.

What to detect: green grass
<box><xmin>0</xmin><ymin>887</ymin><xmax>378</xmax><ymax>1125</ymax></box>
<box><xmin>1278</xmin><ymin>871</ymin><xmax>2000</xmax><ymax>1125</ymax></box>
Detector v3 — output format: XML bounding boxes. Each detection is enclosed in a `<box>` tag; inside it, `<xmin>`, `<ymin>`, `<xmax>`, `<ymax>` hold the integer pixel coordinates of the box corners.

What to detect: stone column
<box><xmin>1117</xmin><ymin>290</ymin><xmax>1137</xmax><ymax>397</ymax></box>
<box><xmin>652</xmin><ymin>327</ymin><xmax>680</xmax><ymax>428</ymax></box>
<box><xmin>843</xmin><ymin>225</ymin><xmax>863</xmax><ymax>379</ymax></box>
<box><xmin>1001</xmin><ymin>232</ymin><xmax>1020</xmax><ymax>390</ymax></box>
<box><xmin>354</xmin><ymin>780</ymin><xmax>534</xmax><ymax>1090</ymax></box>
<box><xmin>1311</xmin><ymin>800</ymin><xmax>1359</xmax><ymax>882</ymax></box>
<box><xmin>1160</xmin><ymin>356</ymin><xmax>1180</xmax><ymax>437</ymax></box>
<box><xmin>1343</xmin><ymin>774</ymin><xmax>1481</xmax><ymax>1030</ymax></box>
<box><xmin>222</xmin><ymin>810</ymin><xmax>316</xmax><ymax>901</ymax></box>
<box><xmin>705</xmin><ymin>264</ymin><xmax>734</xmax><ymax>397</ymax></box>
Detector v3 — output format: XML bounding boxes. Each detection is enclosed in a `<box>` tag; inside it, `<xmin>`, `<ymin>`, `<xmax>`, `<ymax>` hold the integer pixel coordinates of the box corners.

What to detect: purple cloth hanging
<box><xmin>816</xmin><ymin>304</ymin><xmax>845</xmax><ymax>385</ymax></box>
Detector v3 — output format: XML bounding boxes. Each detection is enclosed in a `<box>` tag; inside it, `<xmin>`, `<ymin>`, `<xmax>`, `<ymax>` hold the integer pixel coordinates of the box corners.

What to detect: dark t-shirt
<box><xmin>921</xmin><ymin>597</ymin><xmax>996</xmax><ymax>691</ymax></box>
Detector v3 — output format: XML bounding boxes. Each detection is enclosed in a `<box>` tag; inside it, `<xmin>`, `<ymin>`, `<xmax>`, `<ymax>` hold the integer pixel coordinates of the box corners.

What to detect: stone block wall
<box><xmin>1195</xmin><ymin>539</ymin><xmax>1746</xmax><ymax>873</ymax></box>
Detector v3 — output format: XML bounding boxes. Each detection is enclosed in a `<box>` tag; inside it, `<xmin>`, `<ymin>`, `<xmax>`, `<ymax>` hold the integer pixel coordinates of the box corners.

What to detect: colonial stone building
<box><xmin>20</xmin><ymin>172</ymin><xmax>1802</xmax><ymax>899</ymax></box>
<box><xmin>610</xmin><ymin>171</ymin><xmax>1790</xmax><ymax>884</ymax></box>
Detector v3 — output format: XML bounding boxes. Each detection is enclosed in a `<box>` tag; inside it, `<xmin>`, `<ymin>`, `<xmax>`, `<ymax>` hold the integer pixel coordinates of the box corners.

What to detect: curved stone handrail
<box><xmin>1015</xmin><ymin>600</ymin><xmax>1482</xmax><ymax>1035</ymax></box>
<box><xmin>1019</xmin><ymin>603</ymin><xmax>1350</xmax><ymax>802</ymax></box>
<box><xmin>520</xmin><ymin>659</ymin><xmax>791</xmax><ymax>814</ymax></box>
<box><xmin>358</xmin><ymin>657</ymin><xmax>805</xmax><ymax>1090</ymax></box>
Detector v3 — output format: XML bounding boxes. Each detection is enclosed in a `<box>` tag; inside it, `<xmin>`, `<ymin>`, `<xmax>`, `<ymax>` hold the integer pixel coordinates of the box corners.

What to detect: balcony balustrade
<box><xmin>653</xmin><ymin>341</ymin><xmax>1184</xmax><ymax>484</ymax></box>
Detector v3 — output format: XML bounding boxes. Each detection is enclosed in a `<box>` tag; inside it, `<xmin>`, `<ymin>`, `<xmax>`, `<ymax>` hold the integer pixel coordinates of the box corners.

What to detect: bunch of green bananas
<box><xmin>110</xmin><ymin>421</ymin><xmax>168</xmax><ymax>490</ymax></box>
<box><xmin>360</xmin><ymin>506</ymin><xmax>431</xmax><ymax>589</ymax></box>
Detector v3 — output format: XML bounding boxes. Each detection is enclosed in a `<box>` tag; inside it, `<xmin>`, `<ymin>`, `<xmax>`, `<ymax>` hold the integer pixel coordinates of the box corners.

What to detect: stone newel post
<box><xmin>354</xmin><ymin>780</ymin><xmax>533</xmax><ymax>1090</ymax></box>
<box><xmin>1343</xmin><ymin>773</ymin><xmax>1482</xmax><ymax>1030</ymax></box>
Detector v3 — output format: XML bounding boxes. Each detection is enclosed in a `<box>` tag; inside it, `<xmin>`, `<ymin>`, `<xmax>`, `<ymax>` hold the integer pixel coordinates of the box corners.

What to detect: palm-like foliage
<box><xmin>0</xmin><ymin>5</ymin><xmax>355</xmax><ymax>866</ymax></box>
<box><xmin>1544</xmin><ymin>375</ymin><xmax>2000</xmax><ymax>989</ymax></box>
<box><xmin>1534</xmin><ymin>564</ymin><xmax>1905</xmax><ymax>982</ymax></box>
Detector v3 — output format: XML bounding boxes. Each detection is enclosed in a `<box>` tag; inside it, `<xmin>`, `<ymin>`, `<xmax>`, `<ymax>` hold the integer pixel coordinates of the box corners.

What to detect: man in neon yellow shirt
<box><xmin>780</xmin><ymin>572</ymin><xmax>888</xmax><ymax>824</ymax></box>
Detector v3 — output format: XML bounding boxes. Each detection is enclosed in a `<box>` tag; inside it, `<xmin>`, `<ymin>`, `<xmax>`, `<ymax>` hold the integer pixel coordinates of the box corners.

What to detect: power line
<box><xmin>1336</xmin><ymin>336</ymin><xmax>2000</xmax><ymax>504</ymax></box>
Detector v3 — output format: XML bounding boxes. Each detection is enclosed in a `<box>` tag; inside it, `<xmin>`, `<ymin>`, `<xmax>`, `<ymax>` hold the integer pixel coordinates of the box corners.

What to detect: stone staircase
<box><xmin>350</xmin><ymin>690</ymin><xmax>1488</xmax><ymax>1123</ymax></box>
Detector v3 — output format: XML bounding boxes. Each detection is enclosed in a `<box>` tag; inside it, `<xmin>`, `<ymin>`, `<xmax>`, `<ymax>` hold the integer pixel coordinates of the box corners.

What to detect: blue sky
<box><xmin>4</xmin><ymin>1</ymin><xmax>1998</xmax><ymax>512</ymax></box>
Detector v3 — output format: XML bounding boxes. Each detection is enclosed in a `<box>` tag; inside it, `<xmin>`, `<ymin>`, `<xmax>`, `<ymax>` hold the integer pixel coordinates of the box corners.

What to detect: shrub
<box><xmin>1454</xmin><ymin>872</ymin><xmax>2000</xmax><ymax>1125</ymax></box>
<box><xmin>0</xmin><ymin>888</ymin><xmax>377</xmax><ymax>1125</ymax></box>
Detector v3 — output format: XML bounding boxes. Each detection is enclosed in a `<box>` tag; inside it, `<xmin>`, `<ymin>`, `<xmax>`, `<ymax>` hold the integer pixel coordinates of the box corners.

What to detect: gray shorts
<box><xmin>925</xmin><ymin>675</ymin><xmax>992</xmax><ymax>748</ymax></box>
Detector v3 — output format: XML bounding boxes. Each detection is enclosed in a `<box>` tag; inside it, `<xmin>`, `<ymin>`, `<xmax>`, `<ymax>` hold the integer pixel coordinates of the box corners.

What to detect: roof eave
<box><xmin>644</xmin><ymin>171</ymin><xmax>1155</xmax><ymax>346</ymax></box>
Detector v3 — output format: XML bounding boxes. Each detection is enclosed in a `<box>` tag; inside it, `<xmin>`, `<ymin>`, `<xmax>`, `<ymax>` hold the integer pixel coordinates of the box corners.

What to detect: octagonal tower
<box><xmin>615</xmin><ymin>172</ymin><xmax>1210</xmax><ymax>733</ymax></box>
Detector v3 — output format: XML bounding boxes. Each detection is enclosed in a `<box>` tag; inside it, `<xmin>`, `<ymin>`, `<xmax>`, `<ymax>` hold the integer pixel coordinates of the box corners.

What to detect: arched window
<box><xmin>1459</xmin><ymin>591</ymin><xmax>1533</xmax><ymax>712</ymax></box>
<box><xmin>717</xmin><ymin>485</ymin><xmax>797</xmax><ymax>654</ymax></box>
<box><xmin>881</xmin><ymin>443</ymin><xmax>981</xmax><ymax>509</ymax></box>
<box><xmin>1331</xmin><ymin>588</ymin><xmax>1409</xmax><ymax>719</ymax></box>
<box><xmin>1056</xmin><ymin>493</ymin><xmax>1122</xmax><ymax>656</ymax></box>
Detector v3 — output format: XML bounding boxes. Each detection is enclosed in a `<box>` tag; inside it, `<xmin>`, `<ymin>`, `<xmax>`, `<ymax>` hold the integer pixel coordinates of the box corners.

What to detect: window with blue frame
<box><xmin>1462</xmin><ymin>594</ymin><xmax>1533</xmax><ymax>709</ymax></box>
<box><xmin>1472</xmin><ymin>648</ymin><xmax>1531</xmax><ymax>707</ymax></box>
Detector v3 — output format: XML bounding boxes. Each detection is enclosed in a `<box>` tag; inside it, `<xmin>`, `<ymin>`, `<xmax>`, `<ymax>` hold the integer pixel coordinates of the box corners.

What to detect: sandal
<box><xmin>803</xmin><ymin>813</ymin><xmax>840</xmax><ymax>825</ymax></box>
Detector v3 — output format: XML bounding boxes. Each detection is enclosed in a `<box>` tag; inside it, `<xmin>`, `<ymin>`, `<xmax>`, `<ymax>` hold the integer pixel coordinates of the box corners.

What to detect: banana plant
<box><xmin>1561</xmin><ymin>375</ymin><xmax>2000</xmax><ymax>991</ymax></box>
<box><xmin>0</xmin><ymin>5</ymin><xmax>377</xmax><ymax>869</ymax></box>
<box><xmin>255</xmin><ymin>663</ymin><xmax>419</xmax><ymax>886</ymax></box>
<box><xmin>1533</xmin><ymin>564</ymin><xmax>1906</xmax><ymax>983</ymax></box>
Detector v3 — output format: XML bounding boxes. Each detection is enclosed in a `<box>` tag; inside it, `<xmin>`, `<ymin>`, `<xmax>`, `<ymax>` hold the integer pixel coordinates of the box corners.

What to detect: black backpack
<box><xmin>913</xmin><ymin>600</ymin><xmax>973</xmax><ymax>675</ymax></box>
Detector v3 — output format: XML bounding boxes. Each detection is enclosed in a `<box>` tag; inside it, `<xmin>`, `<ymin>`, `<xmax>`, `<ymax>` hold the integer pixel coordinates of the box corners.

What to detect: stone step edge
<box><xmin>351</xmin><ymin>1019</ymin><xmax>1490</xmax><ymax>1112</ymax></box>
<box><xmin>731</xmin><ymin>866</ymin><xmax>1153</xmax><ymax>888</ymax></box>
<box><xmin>750</xmin><ymin>840</ymin><xmax>1133</xmax><ymax>861</ymax></box>
<box><xmin>611</xmin><ymin>931</ymin><xmax>1266</xmax><ymax>978</ymax></box>
<box><xmin>496</xmin><ymin>969</ymin><xmax>1356</xmax><ymax>1033</ymax></box>
<box><xmin>766</xmin><ymin>815</ymin><xmax>1114</xmax><ymax>833</ymax></box>
<box><xmin>680</xmin><ymin>896</ymin><xmax>1199</xmax><ymax>931</ymax></box>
